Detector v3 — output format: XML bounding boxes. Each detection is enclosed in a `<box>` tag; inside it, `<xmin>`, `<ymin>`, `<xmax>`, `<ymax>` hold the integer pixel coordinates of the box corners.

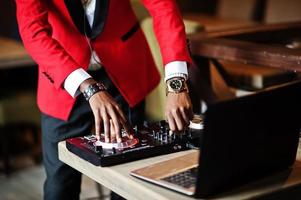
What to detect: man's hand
<box><xmin>80</xmin><ymin>79</ymin><xmax>128</xmax><ymax>143</ymax></box>
<box><xmin>165</xmin><ymin>92</ymin><xmax>193</xmax><ymax>131</ymax></box>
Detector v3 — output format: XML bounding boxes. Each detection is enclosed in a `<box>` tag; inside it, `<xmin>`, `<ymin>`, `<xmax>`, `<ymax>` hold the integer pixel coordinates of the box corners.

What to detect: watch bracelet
<box><xmin>83</xmin><ymin>82</ymin><xmax>106</xmax><ymax>101</ymax></box>
<box><xmin>166</xmin><ymin>86</ymin><xmax>189</xmax><ymax>95</ymax></box>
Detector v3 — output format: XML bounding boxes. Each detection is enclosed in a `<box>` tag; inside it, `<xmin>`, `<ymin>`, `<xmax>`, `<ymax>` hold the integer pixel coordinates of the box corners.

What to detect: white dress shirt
<box><xmin>64</xmin><ymin>0</ymin><xmax>188</xmax><ymax>97</ymax></box>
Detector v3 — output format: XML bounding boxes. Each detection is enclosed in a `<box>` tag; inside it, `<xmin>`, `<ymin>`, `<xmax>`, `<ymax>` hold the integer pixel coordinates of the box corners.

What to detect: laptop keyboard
<box><xmin>162</xmin><ymin>167</ymin><xmax>198</xmax><ymax>189</ymax></box>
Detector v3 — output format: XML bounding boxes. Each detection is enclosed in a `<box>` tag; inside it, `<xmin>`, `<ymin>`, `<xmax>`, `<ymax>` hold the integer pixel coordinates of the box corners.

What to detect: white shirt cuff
<box><xmin>64</xmin><ymin>68</ymin><xmax>92</xmax><ymax>98</ymax></box>
<box><xmin>164</xmin><ymin>61</ymin><xmax>188</xmax><ymax>82</ymax></box>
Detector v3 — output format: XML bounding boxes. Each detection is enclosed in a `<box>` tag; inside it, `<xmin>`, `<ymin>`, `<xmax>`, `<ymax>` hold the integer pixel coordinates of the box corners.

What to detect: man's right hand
<box><xmin>80</xmin><ymin>79</ymin><xmax>128</xmax><ymax>143</ymax></box>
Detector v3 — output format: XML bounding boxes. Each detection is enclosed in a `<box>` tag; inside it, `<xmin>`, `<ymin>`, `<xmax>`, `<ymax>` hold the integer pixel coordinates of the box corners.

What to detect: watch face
<box><xmin>170</xmin><ymin>79</ymin><xmax>183</xmax><ymax>90</ymax></box>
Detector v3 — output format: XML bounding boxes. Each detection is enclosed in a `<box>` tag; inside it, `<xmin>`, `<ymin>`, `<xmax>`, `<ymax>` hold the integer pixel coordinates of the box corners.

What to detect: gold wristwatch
<box><xmin>166</xmin><ymin>77</ymin><xmax>189</xmax><ymax>94</ymax></box>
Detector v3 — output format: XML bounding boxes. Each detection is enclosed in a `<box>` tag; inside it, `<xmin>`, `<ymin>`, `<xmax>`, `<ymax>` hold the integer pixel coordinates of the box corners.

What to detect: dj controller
<box><xmin>66</xmin><ymin>118</ymin><xmax>203</xmax><ymax>167</ymax></box>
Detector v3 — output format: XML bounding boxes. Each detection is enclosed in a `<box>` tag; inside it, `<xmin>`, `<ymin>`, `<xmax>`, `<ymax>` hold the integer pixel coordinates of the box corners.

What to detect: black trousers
<box><xmin>41</xmin><ymin>69</ymin><xmax>145</xmax><ymax>200</ymax></box>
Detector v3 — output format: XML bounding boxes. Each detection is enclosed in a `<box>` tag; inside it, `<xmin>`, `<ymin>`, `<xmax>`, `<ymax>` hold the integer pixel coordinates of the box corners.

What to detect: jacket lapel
<box><xmin>64</xmin><ymin>0</ymin><xmax>92</xmax><ymax>37</ymax></box>
<box><xmin>90</xmin><ymin>0</ymin><xmax>109</xmax><ymax>40</ymax></box>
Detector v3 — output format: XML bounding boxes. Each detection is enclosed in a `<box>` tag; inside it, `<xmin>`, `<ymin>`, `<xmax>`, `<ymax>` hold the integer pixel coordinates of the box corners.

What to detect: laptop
<box><xmin>130</xmin><ymin>81</ymin><xmax>301</xmax><ymax>198</ymax></box>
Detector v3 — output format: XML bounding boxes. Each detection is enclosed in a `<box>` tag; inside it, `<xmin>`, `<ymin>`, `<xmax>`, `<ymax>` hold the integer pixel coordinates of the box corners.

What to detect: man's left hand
<box><xmin>165</xmin><ymin>92</ymin><xmax>193</xmax><ymax>131</ymax></box>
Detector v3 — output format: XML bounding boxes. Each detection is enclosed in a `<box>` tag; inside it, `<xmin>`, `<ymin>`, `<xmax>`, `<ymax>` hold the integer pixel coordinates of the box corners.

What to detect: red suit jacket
<box><xmin>16</xmin><ymin>0</ymin><xmax>191</xmax><ymax>121</ymax></box>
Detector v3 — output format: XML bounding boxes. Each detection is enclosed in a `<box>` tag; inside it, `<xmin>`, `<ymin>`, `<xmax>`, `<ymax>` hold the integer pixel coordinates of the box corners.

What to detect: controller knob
<box><xmin>160</xmin><ymin>134</ymin><xmax>163</xmax><ymax>141</ymax></box>
<box><xmin>156</xmin><ymin>132</ymin><xmax>160</xmax><ymax>139</ymax></box>
<box><xmin>95</xmin><ymin>145</ymin><xmax>103</xmax><ymax>153</ymax></box>
<box><xmin>152</xmin><ymin>130</ymin><xmax>156</xmax><ymax>138</ymax></box>
<box><xmin>141</xmin><ymin>139</ymin><xmax>148</xmax><ymax>146</ymax></box>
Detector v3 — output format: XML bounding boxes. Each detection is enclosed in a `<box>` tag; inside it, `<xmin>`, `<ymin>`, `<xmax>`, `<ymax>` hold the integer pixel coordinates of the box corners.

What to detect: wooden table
<box><xmin>189</xmin><ymin>22</ymin><xmax>301</xmax><ymax>72</ymax></box>
<box><xmin>0</xmin><ymin>37</ymin><xmax>34</xmax><ymax>69</ymax></box>
<box><xmin>183</xmin><ymin>14</ymin><xmax>257</xmax><ymax>32</ymax></box>
<box><xmin>59</xmin><ymin>140</ymin><xmax>301</xmax><ymax>200</ymax></box>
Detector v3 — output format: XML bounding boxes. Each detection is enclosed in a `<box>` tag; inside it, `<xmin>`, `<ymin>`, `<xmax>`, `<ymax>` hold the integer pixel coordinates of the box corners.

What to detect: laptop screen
<box><xmin>196</xmin><ymin>81</ymin><xmax>301</xmax><ymax>197</ymax></box>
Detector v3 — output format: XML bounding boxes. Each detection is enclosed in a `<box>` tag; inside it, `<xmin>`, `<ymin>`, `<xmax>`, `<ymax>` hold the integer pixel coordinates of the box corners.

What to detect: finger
<box><xmin>116</xmin><ymin>132</ymin><xmax>122</xmax><ymax>143</ymax></box>
<box><xmin>107</xmin><ymin>105</ymin><xmax>121</xmax><ymax>140</ymax></box>
<box><xmin>101</xmin><ymin>110</ymin><xmax>110</xmax><ymax>143</ymax></box>
<box><xmin>115</xmin><ymin>104</ymin><xmax>127</xmax><ymax>122</ymax></box>
<box><xmin>110</xmin><ymin>119</ymin><xmax>117</xmax><ymax>143</ymax></box>
<box><xmin>180</xmin><ymin>107</ymin><xmax>190</xmax><ymax>126</ymax></box>
<box><xmin>94</xmin><ymin>110</ymin><xmax>103</xmax><ymax>140</ymax></box>
<box><xmin>172</xmin><ymin>109</ymin><xmax>184</xmax><ymax>131</ymax></box>
<box><xmin>92</xmin><ymin>108</ymin><xmax>101</xmax><ymax>139</ymax></box>
<box><xmin>115</xmin><ymin>105</ymin><xmax>129</xmax><ymax>133</ymax></box>
<box><xmin>112</xmin><ymin>117</ymin><xmax>122</xmax><ymax>143</ymax></box>
<box><xmin>114</xmin><ymin>104</ymin><xmax>131</xmax><ymax>139</ymax></box>
<box><xmin>166</xmin><ymin>114</ymin><xmax>176</xmax><ymax>131</ymax></box>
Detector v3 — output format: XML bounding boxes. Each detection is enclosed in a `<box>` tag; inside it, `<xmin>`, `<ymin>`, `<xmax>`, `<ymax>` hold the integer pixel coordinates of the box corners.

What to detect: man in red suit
<box><xmin>16</xmin><ymin>0</ymin><xmax>193</xmax><ymax>199</ymax></box>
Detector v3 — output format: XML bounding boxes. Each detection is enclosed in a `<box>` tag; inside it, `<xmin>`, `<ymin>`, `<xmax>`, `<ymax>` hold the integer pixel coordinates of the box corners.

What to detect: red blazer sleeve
<box><xmin>16</xmin><ymin>0</ymin><xmax>79</xmax><ymax>89</ymax></box>
<box><xmin>142</xmin><ymin>0</ymin><xmax>192</xmax><ymax>66</ymax></box>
